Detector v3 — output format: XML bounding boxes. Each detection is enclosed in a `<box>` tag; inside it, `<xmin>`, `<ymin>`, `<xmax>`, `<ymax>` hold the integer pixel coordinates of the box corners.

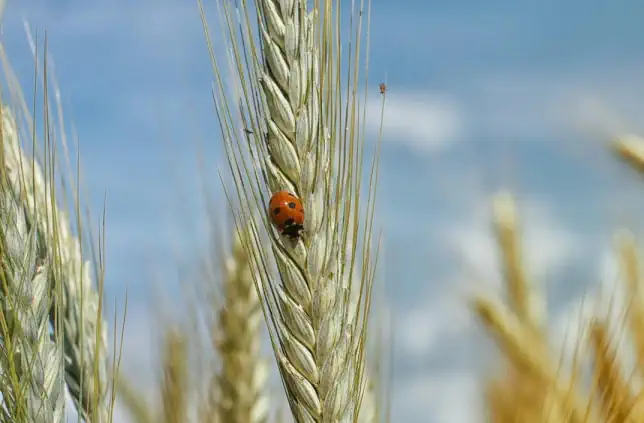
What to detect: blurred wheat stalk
<box><xmin>117</xmin><ymin>227</ymin><xmax>270</xmax><ymax>423</ymax></box>
<box><xmin>472</xmin><ymin>134</ymin><xmax>644</xmax><ymax>422</ymax></box>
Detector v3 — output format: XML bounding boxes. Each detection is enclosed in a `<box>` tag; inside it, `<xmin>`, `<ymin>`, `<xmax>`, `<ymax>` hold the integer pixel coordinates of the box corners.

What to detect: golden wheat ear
<box><xmin>200</xmin><ymin>0</ymin><xmax>381</xmax><ymax>420</ymax></box>
<box><xmin>474</xmin><ymin>192</ymin><xmax>599</xmax><ymax>423</ymax></box>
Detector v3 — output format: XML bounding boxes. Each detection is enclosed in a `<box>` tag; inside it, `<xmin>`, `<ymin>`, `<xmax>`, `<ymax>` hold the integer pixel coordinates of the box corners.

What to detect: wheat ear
<box><xmin>1</xmin><ymin>104</ymin><xmax>109</xmax><ymax>421</ymax></box>
<box><xmin>0</xmin><ymin>31</ymin><xmax>111</xmax><ymax>421</ymax></box>
<box><xmin>117</xmin><ymin>324</ymin><xmax>190</xmax><ymax>423</ymax></box>
<box><xmin>492</xmin><ymin>192</ymin><xmax>545</xmax><ymax>330</ymax></box>
<box><xmin>160</xmin><ymin>327</ymin><xmax>189</xmax><ymax>423</ymax></box>
<box><xmin>201</xmin><ymin>0</ymin><xmax>380</xmax><ymax>420</ymax></box>
<box><xmin>211</xmin><ymin>234</ymin><xmax>269</xmax><ymax>423</ymax></box>
<box><xmin>473</xmin><ymin>297</ymin><xmax>595</xmax><ymax>423</ymax></box>
<box><xmin>0</xmin><ymin>107</ymin><xmax>65</xmax><ymax>422</ymax></box>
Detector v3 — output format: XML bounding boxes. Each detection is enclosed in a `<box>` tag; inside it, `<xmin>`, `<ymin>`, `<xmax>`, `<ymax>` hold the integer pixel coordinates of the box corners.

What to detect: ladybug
<box><xmin>379</xmin><ymin>82</ymin><xmax>387</xmax><ymax>94</ymax></box>
<box><xmin>268</xmin><ymin>191</ymin><xmax>305</xmax><ymax>239</ymax></box>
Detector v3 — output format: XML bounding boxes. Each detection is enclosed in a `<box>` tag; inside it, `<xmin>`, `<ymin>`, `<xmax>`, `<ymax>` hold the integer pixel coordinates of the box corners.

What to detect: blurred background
<box><xmin>5</xmin><ymin>0</ymin><xmax>644</xmax><ymax>422</ymax></box>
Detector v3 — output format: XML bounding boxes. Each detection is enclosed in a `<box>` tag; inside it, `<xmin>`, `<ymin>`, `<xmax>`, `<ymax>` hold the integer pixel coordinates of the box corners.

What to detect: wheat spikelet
<box><xmin>1</xmin><ymin>104</ymin><xmax>109</xmax><ymax>421</ymax></box>
<box><xmin>116</xmin><ymin>324</ymin><xmax>191</xmax><ymax>423</ymax></box>
<box><xmin>115</xmin><ymin>326</ymin><xmax>190</xmax><ymax>423</ymax></box>
<box><xmin>612</xmin><ymin>134</ymin><xmax>644</xmax><ymax>176</ymax></box>
<box><xmin>484</xmin><ymin>371</ymin><xmax>557</xmax><ymax>423</ymax></box>
<box><xmin>492</xmin><ymin>192</ymin><xmax>545</xmax><ymax>330</ymax></box>
<box><xmin>160</xmin><ymin>327</ymin><xmax>189</xmax><ymax>423</ymax></box>
<box><xmin>588</xmin><ymin>319</ymin><xmax>637</xmax><ymax>423</ymax></box>
<box><xmin>615</xmin><ymin>231</ymin><xmax>644</xmax><ymax>380</ymax></box>
<box><xmin>212</xmin><ymin>234</ymin><xmax>269</xmax><ymax>423</ymax></box>
<box><xmin>0</xmin><ymin>112</ymin><xmax>65</xmax><ymax>422</ymax></box>
<box><xmin>201</xmin><ymin>0</ymin><xmax>379</xmax><ymax>421</ymax></box>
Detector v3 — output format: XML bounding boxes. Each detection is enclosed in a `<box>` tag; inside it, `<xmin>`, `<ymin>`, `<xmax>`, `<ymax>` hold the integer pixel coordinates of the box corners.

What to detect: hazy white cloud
<box><xmin>366</xmin><ymin>91</ymin><xmax>463</xmax><ymax>154</ymax></box>
<box><xmin>12</xmin><ymin>0</ymin><xmax>199</xmax><ymax>44</ymax></box>
<box><xmin>364</xmin><ymin>63</ymin><xmax>644</xmax><ymax>157</ymax></box>
<box><xmin>398</xmin><ymin>194</ymin><xmax>577</xmax><ymax>358</ymax></box>
<box><xmin>395</xmin><ymin>372</ymin><xmax>482</xmax><ymax>423</ymax></box>
<box><xmin>463</xmin><ymin>63</ymin><xmax>644</xmax><ymax>141</ymax></box>
<box><xmin>398</xmin><ymin>289</ymin><xmax>474</xmax><ymax>358</ymax></box>
<box><xmin>446</xmin><ymin>194</ymin><xmax>578</xmax><ymax>288</ymax></box>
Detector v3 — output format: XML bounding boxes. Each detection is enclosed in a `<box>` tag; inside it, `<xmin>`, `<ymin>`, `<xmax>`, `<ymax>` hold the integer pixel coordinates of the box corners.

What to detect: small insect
<box><xmin>244</xmin><ymin>128</ymin><xmax>253</xmax><ymax>135</ymax></box>
<box><xmin>268</xmin><ymin>191</ymin><xmax>305</xmax><ymax>239</ymax></box>
<box><xmin>379</xmin><ymin>82</ymin><xmax>387</xmax><ymax>94</ymax></box>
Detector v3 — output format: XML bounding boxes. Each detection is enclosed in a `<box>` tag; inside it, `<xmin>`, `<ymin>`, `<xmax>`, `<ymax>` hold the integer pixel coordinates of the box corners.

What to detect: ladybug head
<box><xmin>282</xmin><ymin>222</ymin><xmax>304</xmax><ymax>239</ymax></box>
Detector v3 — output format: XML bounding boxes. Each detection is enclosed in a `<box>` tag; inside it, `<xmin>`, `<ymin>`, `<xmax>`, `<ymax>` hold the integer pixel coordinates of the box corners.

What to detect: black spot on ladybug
<box><xmin>288</xmin><ymin>202</ymin><xmax>296</xmax><ymax>209</ymax></box>
<box><xmin>273</xmin><ymin>207</ymin><xmax>281</xmax><ymax>215</ymax></box>
<box><xmin>284</xmin><ymin>218</ymin><xmax>295</xmax><ymax>226</ymax></box>
<box><xmin>287</xmin><ymin>192</ymin><xmax>295</xmax><ymax>197</ymax></box>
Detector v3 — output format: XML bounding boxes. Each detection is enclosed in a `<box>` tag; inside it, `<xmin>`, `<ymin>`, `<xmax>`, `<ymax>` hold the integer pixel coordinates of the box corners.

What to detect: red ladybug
<box><xmin>268</xmin><ymin>191</ymin><xmax>305</xmax><ymax>239</ymax></box>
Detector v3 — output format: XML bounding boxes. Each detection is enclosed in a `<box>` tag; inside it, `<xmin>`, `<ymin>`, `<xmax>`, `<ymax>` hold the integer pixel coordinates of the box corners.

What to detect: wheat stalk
<box><xmin>200</xmin><ymin>0</ymin><xmax>381</xmax><ymax>420</ymax></box>
<box><xmin>0</xmin><ymin>107</ymin><xmax>65</xmax><ymax>422</ymax></box>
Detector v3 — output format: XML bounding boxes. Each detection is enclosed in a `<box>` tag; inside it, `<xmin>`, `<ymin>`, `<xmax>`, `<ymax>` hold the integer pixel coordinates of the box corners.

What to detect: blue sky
<box><xmin>5</xmin><ymin>0</ymin><xmax>644</xmax><ymax>422</ymax></box>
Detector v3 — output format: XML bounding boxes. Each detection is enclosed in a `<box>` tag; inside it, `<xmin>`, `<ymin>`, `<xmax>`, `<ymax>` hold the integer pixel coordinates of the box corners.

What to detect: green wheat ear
<box><xmin>0</xmin><ymin>28</ymin><xmax>112</xmax><ymax>421</ymax></box>
<box><xmin>199</xmin><ymin>0</ymin><xmax>383</xmax><ymax>421</ymax></box>
<box><xmin>0</xmin><ymin>106</ymin><xmax>66</xmax><ymax>422</ymax></box>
